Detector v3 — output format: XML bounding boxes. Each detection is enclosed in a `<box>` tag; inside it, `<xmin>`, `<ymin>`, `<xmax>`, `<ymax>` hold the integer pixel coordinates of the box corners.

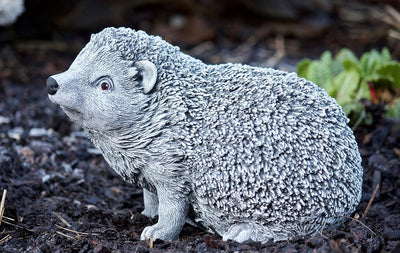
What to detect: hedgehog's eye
<box><xmin>101</xmin><ymin>81</ymin><xmax>110</xmax><ymax>91</ymax></box>
<box><xmin>96</xmin><ymin>77</ymin><xmax>113</xmax><ymax>92</ymax></box>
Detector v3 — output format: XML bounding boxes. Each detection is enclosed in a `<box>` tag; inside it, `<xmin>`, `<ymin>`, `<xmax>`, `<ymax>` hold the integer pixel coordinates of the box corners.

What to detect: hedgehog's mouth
<box><xmin>61</xmin><ymin>106</ymin><xmax>83</xmax><ymax>116</ymax></box>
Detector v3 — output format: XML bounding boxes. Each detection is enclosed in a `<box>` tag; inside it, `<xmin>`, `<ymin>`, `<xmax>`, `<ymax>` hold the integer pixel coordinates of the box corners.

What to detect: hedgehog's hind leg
<box><xmin>222</xmin><ymin>222</ymin><xmax>289</xmax><ymax>243</ymax></box>
<box><xmin>141</xmin><ymin>189</ymin><xmax>159</xmax><ymax>218</ymax></box>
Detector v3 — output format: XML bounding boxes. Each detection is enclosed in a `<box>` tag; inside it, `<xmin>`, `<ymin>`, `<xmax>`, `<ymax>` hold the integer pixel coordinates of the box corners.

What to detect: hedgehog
<box><xmin>46</xmin><ymin>27</ymin><xmax>363</xmax><ymax>243</ymax></box>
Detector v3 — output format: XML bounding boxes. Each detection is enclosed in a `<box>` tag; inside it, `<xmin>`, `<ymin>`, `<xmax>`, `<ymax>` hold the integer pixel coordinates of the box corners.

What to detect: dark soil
<box><xmin>1</xmin><ymin>2</ymin><xmax>400</xmax><ymax>251</ymax></box>
<box><xmin>0</xmin><ymin>40</ymin><xmax>399</xmax><ymax>253</ymax></box>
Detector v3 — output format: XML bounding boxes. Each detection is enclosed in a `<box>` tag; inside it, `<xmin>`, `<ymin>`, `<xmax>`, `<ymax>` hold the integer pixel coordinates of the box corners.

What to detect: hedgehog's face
<box><xmin>46</xmin><ymin>44</ymin><xmax>158</xmax><ymax>132</ymax></box>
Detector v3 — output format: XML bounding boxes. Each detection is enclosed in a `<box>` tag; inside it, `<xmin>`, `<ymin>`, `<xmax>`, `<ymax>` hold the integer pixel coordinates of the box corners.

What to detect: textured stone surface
<box><xmin>47</xmin><ymin>27</ymin><xmax>363</xmax><ymax>243</ymax></box>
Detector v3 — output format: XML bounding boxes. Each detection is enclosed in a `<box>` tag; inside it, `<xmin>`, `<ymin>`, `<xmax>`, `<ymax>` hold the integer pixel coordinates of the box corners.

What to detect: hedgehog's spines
<box><xmin>53</xmin><ymin>27</ymin><xmax>363</xmax><ymax>243</ymax></box>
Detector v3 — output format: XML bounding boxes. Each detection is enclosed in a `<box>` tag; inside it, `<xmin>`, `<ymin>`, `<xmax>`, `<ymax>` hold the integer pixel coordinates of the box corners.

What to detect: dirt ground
<box><xmin>0</xmin><ymin>39</ymin><xmax>399</xmax><ymax>253</ymax></box>
<box><xmin>1</xmin><ymin>1</ymin><xmax>400</xmax><ymax>252</ymax></box>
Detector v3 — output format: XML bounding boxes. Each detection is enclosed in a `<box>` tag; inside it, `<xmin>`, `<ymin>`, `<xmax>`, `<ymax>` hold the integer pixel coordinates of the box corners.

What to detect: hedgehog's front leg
<box><xmin>140</xmin><ymin>184</ymin><xmax>189</xmax><ymax>241</ymax></box>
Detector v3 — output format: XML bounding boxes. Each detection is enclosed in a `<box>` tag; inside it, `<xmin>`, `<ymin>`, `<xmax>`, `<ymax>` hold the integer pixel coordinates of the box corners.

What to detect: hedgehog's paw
<box><xmin>222</xmin><ymin>224</ymin><xmax>253</xmax><ymax>243</ymax></box>
<box><xmin>140</xmin><ymin>223</ymin><xmax>179</xmax><ymax>242</ymax></box>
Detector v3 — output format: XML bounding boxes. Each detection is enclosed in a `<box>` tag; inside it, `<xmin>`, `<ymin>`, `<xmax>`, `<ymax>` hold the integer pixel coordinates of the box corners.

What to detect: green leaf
<box><xmin>331</xmin><ymin>58</ymin><xmax>345</xmax><ymax>77</ymax></box>
<box><xmin>333</xmin><ymin>70</ymin><xmax>361</xmax><ymax>106</ymax></box>
<box><xmin>296</xmin><ymin>59</ymin><xmax>311</xmax><ymax>78</ymax></box>
<box><xmin>386</xmin><ymin>98</ymin><xmax>400</xmax><ymax>120</ymax></box>
<box><xmin>297</xmin><ymin>52</ymin><xmax>335</xmax><ymax>92</ymax></box>
<box><xmin>336</xmin><ymin>48</ymin><xmax>361</xmax><ymax>77</ymax></box>
<box><xmin>360</xmin><ymin>49</ymin><xmax>381</xmax><ymax>79</ymax></box>
<box><xmin>341</xmin><ymin>59</ymin><xmax>361</xmax><ymax>73</ymax></box>
<box><xmin>375</xmin><ymin>62</ymin><xmax>400</xmax><ymax>87</ymax></box>
<box><xmin>381</xmin><ymin>47</ymin><xmax>391</xmax><ymax>62</ymax></box>
<box><xmin>342</xmin><ymin>103</ymin><xmax>360</xmax><ymax>115</ymax></box>
<box><xmin>296</xmin><ymin>47</ymin><xmax>400</xmax><ymax>126</ymax></box>
<box><xmin>320</xmin><ymin>51</ymin><xmax>333</xmax><ymax>64</ymax></box>
<box><xmin>336</xmin><ymin>48</ymin><xmax>359</xmax><ymax>66</ymax></box>
<box><xmin>356</xmin><ymin>80</ymin><xmax>371</xmax><ymax>101</ymax></box>
<box><xmin>314</xmin><ymin>51</ymin><xmax>334</xmax><ymax>91</ymax></box>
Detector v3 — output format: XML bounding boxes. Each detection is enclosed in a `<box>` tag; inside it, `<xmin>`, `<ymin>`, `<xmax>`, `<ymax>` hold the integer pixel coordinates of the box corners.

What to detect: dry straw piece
<box><xmin>0</xmin><ymin>189</ymin><xmax>12</xmax><ymax>245</ymax></box>
<box><xmin>0</xmin><ymin>189</ymin><xmax>7</xmax><ymax>226</ymax></box>
<box><xmin>362</xmin><ymin>184</ymin><xmax>380</xmax><ymax>219</ymax></box>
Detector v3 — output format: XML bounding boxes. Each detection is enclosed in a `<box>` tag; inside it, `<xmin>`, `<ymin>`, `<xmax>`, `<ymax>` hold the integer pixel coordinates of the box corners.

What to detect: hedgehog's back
<box><xmin>184</xmin><ymin>64</ymin><xmax>363</xmax><ymax>240</ymax></box>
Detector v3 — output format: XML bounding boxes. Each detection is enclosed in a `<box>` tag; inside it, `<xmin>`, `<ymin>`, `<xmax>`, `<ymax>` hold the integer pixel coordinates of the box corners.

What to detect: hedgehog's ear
<box><xmin>134</xmin><ymin>60</ymin><xmax>157</xmax><ymax>94</ymax></box>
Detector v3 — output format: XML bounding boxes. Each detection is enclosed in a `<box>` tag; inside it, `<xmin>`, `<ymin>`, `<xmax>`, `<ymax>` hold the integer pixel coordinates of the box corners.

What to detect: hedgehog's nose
<box><xmin>46</xmin><ymin>77</ymin><xmax>59</xmax><ymax>95</ymax></box>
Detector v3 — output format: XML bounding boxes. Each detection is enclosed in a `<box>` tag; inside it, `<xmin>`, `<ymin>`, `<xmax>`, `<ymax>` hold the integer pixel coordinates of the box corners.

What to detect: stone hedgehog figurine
<box><xmin>46</xmin><ymin>27</ymin><xmax>363</xmax><ymax>243</ymax></box>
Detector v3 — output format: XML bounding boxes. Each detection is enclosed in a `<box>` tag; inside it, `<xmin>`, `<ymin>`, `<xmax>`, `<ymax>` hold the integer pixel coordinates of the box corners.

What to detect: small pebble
<box><xmin>87</xmin><ymin>148</ymin><xmax>102</xmax><ymax>155</ymax></box>
<box><xmin>8</xmin><ymin>127</ymin><xmax>24</xmax><ymax>140</ymax></box>
<box><xmin>72</xmin><ymin>168</ymin><xmax>84</xmax><ymax>180</ymax></box>
<box><xmin>0</xmin><ymin>115</ymin><xmax>10</xmax><ymax>124</ymax></box>
<box><xmin>42</xmin><ymin>174</ymin><xmax>52</xmax><ymax>183</ymax></box>
<box><xmin>29</xmin><ymin>128</ymin><xmax>50</xmax><ymax>137</ymax></box>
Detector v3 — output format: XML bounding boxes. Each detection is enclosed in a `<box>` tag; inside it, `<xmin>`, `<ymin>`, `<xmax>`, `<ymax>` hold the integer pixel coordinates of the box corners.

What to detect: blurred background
<box><xmin>1</xmin><ymin>0</ymin><xmax>400</xmax><ymax>129</ymax></box>
<box><xmin>1</xmin><ymin>0</ymin><xmax>400</xmax><ymax>66</ymax></box>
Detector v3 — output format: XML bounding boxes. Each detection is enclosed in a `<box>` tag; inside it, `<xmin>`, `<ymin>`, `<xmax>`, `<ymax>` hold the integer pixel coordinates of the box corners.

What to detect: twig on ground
<box><xmin>0</xmin><ymin>191</ymin><xmax>28</xmax><ymax>245</ymax></box>
<box><xmin>2</xmin><ymin>216</ymin><xmax>15</xmax><ymax>222</ymax></box>
<box><xmin>56</xmin><ymin>230</ymin><xmax>76</xmax><ymax>240</ymax></box>
<box><xmin>1</xmin><ymin>219</ymin><xmax>34</xmax><ymax>232</ymax></box>
<box><xmin>342</xmin><ymin>216</ymin><xmax>376</xmax><ymax>236</ymax></box>
<box><xmin>55</xmin><ymin>224</ymin><xmax>99</xmax><ymax>236</ymax></box>
<box><xmin>0</xmin><ymin>234</ymin><xmax>12</xmax><ymax>244</ymax></box>
<box><xmin>52</xmin><ymin>211</ymin><xmax>72</xmax><ymax>227</ymax></box>
<box><xmin>0</xmin><ymin>190</ymin><xmax>7</xmax><ymax>226</ymax></box>
<box><xmin>362</xmin><ymin>184</ymin><xmax>380</xmax><ymax>219</ymax></box>
<box><xmin>0</xmin><ymin>229</ymin><xmax>15</xmax><ymax>234</ymax></box>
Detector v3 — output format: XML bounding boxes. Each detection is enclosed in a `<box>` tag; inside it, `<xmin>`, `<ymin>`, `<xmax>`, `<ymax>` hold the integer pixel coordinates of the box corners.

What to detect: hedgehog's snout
<box><xmin>46</xmin><ymin>77</ymin><xmax>59</xmax><ymax>95</ymax></box>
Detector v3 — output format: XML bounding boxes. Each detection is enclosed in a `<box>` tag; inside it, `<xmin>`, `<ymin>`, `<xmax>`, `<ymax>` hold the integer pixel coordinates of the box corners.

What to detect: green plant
<box><xmin>386</xmin><ymin>98</ymin><xmax>400</xmax><ymax>119</ymax></box>
<box><xmin>297</xmin><ymin>48</ymin><xmax>400</xmax><ymax>126</ymax></box>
